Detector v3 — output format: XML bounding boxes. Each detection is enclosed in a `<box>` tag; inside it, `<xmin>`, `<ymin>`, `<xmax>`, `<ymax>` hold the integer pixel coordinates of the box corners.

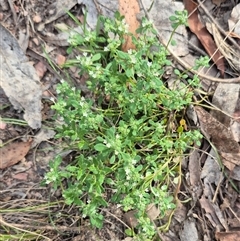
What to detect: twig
<box><xmin>7</xmin><ymin>0</ymin><xmax>17</xmax><ymax>26</ymax></box>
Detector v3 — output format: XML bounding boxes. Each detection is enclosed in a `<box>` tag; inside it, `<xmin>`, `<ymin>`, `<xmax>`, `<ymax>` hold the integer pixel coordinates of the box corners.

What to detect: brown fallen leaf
<box><xmin>195</xmin><ymin>106</ymin><xmax>239</xmax><ymax>153</ymax></box>
<box><xmin>183</xmin><ymin>0</ymin><xmax>225</xmax><ymax>76</ymax></box>
<box><xmin>119</xmin><ymin>0</ymin><xmax>140</xmax><ymax>51</ymax></box>
<box><xmin>216</xmin><ymin>231</ymin><xmax>240</xmax><ymax>241</ymax></box>
<box><xmin>0</xmin><ymin>140</ymin><xmax>32</xmax><ymax>169</ymax></box>
<box><xmin>219</xmin><ymin>151</ymin><xmax>240</xmax><ymax>172</ymax></box>
<box><xmin>34</xmin><ymin>61</ymin><xmax>47</xmax><ymax>78</ymax></box>
<box><xmin>199</xmin><ymin>196</ymin><xmax>223</xmax><ymax>229</ymax></box>
<box><xmin>0</xmin><ymin>121</ymin><xmax>6</xmax><ymax>130</ymax></box>
<box><xmin>56</xmin><ymin>54</ymin><xmax>66</xmax><ymax>66</ymax></box>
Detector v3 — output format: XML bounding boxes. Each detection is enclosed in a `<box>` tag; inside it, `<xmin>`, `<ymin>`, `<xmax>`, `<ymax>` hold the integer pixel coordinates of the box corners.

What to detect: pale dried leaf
<box><xmin>37</xmin><ymin>0</ymin><xmax>77</xmax><ymax>31</ymax></box>
<box><xmin>0</xmin><ymin>24</ymin><xmax>42</xmax><ymax>129</ymax></box>
<box><xmin>188</xmin><ymin>150</ymin><xmax>202</xmax><ymax>198</ymax></box>
<box><xmin>56</xmin><ymin>54</ymin><xmax>66</xmax><ymax>66</ymax></box>
<box><xmin>18</xmin><ymin>29</ymin><xmax>29</xmax><ymax>53</ymax></box>
<box><xmin>78</xmin><ymin>0</ymin><xmax>98</xmax><ymax>29</ymax></box>
<box><xmin>146</xmin><ymin>203</ymin><xmax>160</xmax><ymax>221</ymax></box>
<box><xmin>0</xmin><ymin>121</ymin><xmax>7</xmax><ymax>130</ymax></box>
<box><xmin>34</xmin><ymin>61</ymin><xmax>47</xmax><ymax>78</ymax></box>
<box><xmin>199</xmin><ymin>196</ymin><xmax>223</xmax><ymax>229</ymax></box>
<box><xmin>195</xmin><ymin>106</ymin><xmax>239</xmax><ymax>153</ymax></box>
<box><xmin>123</xmin><ymin>210</ymin><xmax>138</xmax><ymax>228</ymax></box>
<box><xmin>219</xmin><ymin>151</ymin><xmax>240</xmax><ymax>167</ymax></box>
<box><xmin>215</xmin><ymin>231</ymin><xmax>240</xmax><ymax>241</ymax></box>
<box><xmin>32</xmin><ymin>129</ymin><xmax>56</xmax><ymax>148</ymax></box>
<box><xmin>228</xmin><ymin>4</ymin><xmax>240</xmax><ymax>36</ymax></box>
<box><xmin>179</xmin><ymin>219</ymin><xmax>198</xmax><ymax>241</ymax></box>
<box><xmin>201</xmin><ymin>148</ymin><xmax>221</xmax><ymax>184</ymax></box>
<box><xmin>0</xmin><ymin>140</ymin><xmax>32</xmax><ymax>169</ymax></box>
<box><xmin>211</xmin><ymin>83</ymin><xmax>240</xmax><ymax>126</ymax></box>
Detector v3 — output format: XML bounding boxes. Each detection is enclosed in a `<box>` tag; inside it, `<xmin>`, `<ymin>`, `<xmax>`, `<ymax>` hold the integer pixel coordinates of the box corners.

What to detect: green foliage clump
<box><xmin>45</xmin><ymin>11</ymin><xmax>203</xmax><ymax>240</ymax></box>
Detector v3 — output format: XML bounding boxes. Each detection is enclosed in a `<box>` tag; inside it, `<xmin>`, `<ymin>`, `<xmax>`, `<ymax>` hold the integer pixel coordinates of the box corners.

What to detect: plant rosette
<box><xmin>45</xmin><ymin>11</ymin><xmax>204</xmax><ymax>240</ymax></box>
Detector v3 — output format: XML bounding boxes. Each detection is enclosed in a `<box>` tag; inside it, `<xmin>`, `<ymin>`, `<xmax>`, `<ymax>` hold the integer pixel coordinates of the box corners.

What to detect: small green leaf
<box><xmin>110</xmin><ymin>155</ymin><xmax>115</xmax><ymax>164</ymax></box>
<box><xmin>94</xmin><ymin>143</ymin><xmax>107</xmax><ymax>152</ymax></box>
<box><xmin>125</xmin><ymin>228</ymin><xmax>135</xmax><ymax>236</ymax></box>
<box><xmin>92</xmin><ymin>53</ymin><xmax>101</xmax><ymax>62</ymax></box>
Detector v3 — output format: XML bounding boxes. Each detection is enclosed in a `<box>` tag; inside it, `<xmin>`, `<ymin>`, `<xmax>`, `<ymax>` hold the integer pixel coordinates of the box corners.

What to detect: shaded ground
<box><xmin>1</xmin><ymin>0</ymin><xmax>240</xmax><ymax>241</ymax></box>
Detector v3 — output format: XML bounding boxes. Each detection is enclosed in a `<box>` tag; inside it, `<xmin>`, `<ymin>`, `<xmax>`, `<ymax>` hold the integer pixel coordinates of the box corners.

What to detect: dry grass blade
<box><xmin>211</xmin><ymin>23</ymin><xmax>240</xmax><ymax>72</ymax></box>
<box><xmin>0</xmin><ymin>198</ymin><xmax>81</xmax><ymax>240</ymax></box>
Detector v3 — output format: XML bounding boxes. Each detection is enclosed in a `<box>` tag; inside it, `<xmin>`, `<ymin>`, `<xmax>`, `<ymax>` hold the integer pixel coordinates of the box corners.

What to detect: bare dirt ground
<box><xmin>1</xmin><ymin>0</ymin><xmax>240</xmax><ymax>241</ymax></box>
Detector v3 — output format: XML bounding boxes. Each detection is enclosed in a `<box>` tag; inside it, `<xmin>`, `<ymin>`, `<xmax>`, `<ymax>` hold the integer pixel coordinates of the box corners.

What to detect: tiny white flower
<box><xmin>115</xmin><ymin>150</ymin><xmax>119</xmax><ymax>155</ymax></box>
<box><xmin>83</xmin><ymin>112</ymin><xmax>88</xmax><ymax>117</ymax></box>
<box><xmin>79</xmin><ymin>101</ymin><xmax>84</xmax><ymax>107</ymax></box>
<box><xmin>125</xmin><ymin>168</ymin><xmax>130</xmax><ymax>175</ymax></box>
<box><xmin>147</xmin><ymin>61</ymin><xmax>152</xmax><ymax>67</ymax></box>
<box><xmin>131</xmin><ymin>159</ymin><xmax>137</xmax><ymax>165</ymax></box>
<box><xmin>106</xmin><ymin>143</ymin><xmax>111</xmax><ymax>148</ymax></box>
<box><xmin>45</xmin><ymin>180</ymin><xmax>50</xmax><ymax>184</ymax></box>
<box><xmin>50</xmin><ymin>97</ymin><xmax>55</xmax><ymax>103</ymax></box>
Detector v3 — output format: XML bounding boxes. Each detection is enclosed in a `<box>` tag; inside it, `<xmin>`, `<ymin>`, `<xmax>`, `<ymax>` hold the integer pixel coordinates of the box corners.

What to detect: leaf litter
<box><xmin>1</xmin><ymin>0</ymin><xmax>240</xmax><ymax>240</ymax></box>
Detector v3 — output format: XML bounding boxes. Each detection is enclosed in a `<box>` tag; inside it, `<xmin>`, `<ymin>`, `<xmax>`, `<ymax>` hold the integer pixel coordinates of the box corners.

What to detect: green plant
<box><xmin>45</xmin><ymin>12</ymin><xmax>203</xmax><ymax>240</ymax></box>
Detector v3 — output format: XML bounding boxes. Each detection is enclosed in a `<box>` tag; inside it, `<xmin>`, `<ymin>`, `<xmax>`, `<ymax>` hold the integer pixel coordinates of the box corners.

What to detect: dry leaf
<box><xmin>188</xmin><ymin>149</ymin><xmax>201</xmax><ymax>189</ymax></box>
<box><xmin>195</xmin><ymin>106</ymin><xmax>239</xmax><ymax>153</ymax></box>
<box><xmin>0</xmin><ymin>23</ymin><xmax>42</xmax><ymax>129</ymax></box>
<box><xmin>219</xmin><ymin>152</ymin><xmax>240</xmax><ymax>172</ymax></box>
<box><xmin>34</xmin><ymin>61</ymin><xmax>47</xmax><ymax>78</ymax></box>
<box><xmin>199</xmin><ymin>196</ymin><xmax>223</xmax><ymax>229</ymax></box>
<box><xmin>216</xmin><ymin>231</ymin><xmax>240</xmax><ymax>241</ymax></box>
<box><xmin>179</xmin><ymin>219</ymin><xmax>198</xmax><ymax>241</ymax></box>
<box><xmin>123</xmin><ymin>210</ymin><xmax>138</xmax><ymax>228</ymax></box>
<box><xmin>228</xmin><ymin>4</ymin><xmax>240</xmax><ymax>36</ymax></box>
<box><xmin>56</xmin><ymin>54</ymin><xmax>66</xmax><ymax>66</ymax></box>
<box><xmin>146</xmin><ymin>203</ymin><xmax>160</xmax><ymax>221</ymax></box>
<box><xmin>183</xmin><ymin>0</ymin><xmax>225</xmax><ymax>75</ymax></box>
<box><xmin>37</xmin><ymin>0</ymin><xmax>77</xmax><ymax>31</ymax></box>
<box><xmin>0</xmin><ymin>121</ymin><xmax>7</xmax><ymax>130</ymax></box>
<box><xmin>119</xmin><ymin>0</ymin><xmax>140</xmax><ymax>51</ymax></box>
<box><xmin>0</xmin><ymin>140</ymin><xmax>32</xmax><ymax>169</ymax></box>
